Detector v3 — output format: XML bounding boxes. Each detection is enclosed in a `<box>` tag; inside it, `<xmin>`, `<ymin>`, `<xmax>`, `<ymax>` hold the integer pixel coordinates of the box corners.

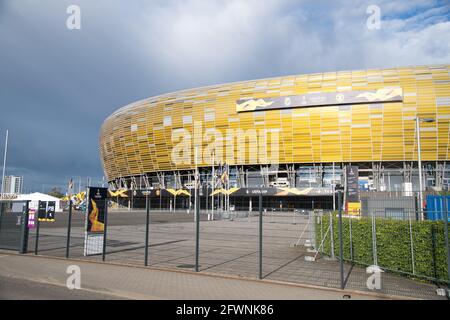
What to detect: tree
<box><xmin>48</xmin><ymin>187</ymin><xmax>64</xmax><ymax>198</ymax></box>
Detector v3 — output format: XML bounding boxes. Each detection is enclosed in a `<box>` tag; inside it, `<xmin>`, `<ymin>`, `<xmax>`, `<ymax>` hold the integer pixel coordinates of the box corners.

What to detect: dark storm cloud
<box><xmin>0</xmin><ymin>0</ymin><xmax>449</xmax><ymax>192</ymax></box>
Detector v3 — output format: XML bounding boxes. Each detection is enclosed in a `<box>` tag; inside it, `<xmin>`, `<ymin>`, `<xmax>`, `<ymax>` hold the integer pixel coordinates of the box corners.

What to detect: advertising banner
<box><xmin>28</xmin><ymin>209</ymin><xmax>36</xmax><ymax>229</ymax></box>
<box><xmin>86</xmin><ymin>187</ymin><xmax>108</xmax><ymax>233</ymax></box>
<box><xmin>236</xmin><ymin>88</ymin><xmax>403</xmax><ymax>112</ymax></box>
<box><xmin>46</xmin><ymin>201</ymin><xmax>55</xmax><ymax>221</ymax></box>
<box><xmin>37</xmin><ymin>201</ymin><xmax>55</xmax><ymax>222</ymax></box>
<box><xmin>108</xmin><ymin>187</ymin><xmax>334</xmax><ymax>199</ymax></box>
<box><xmin>346</xmin><ymin>165</ymin><xmax>361</xmax><ymax>215</ymax></box>
<box><xmin>347</xmin><ymin>202</ymin><xmax>361</xmax><ymax>216</ymax></box>
<box><xmin>37</xmin><ymin>201</ymin><xmax>47</xmax><ymax>221</ymax></box>
<box><xmin>346</xmin><ymin>165</ymin><xmax>360</xmax><ymax>202</ymax></box>
<box><xmin>84</xmin><ymin>187</ymin><xmax>108</xmax><ymax>256</ymax></box>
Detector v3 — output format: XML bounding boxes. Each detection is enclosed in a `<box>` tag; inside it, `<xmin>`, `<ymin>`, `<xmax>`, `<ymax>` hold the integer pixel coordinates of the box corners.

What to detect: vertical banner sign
<box><xmin>38</xmin><ymin>201</ymin><xmax>47</xmax><ymax>221</ymax></box>
<box><xmin>84</xmin><ymin>187</ymin><xmax>108</xmax><ymax>256</ymax></box>
<box><xmin>28</xmin><ymin>209</ymin><xmax>36</xmax><ymax>229</ymax></box>
<box><xmin>346</xmin><ymin>165</ymin><xmax>361</xmax><ymax>215</ymax></box>
<box><xmin>47</xmin><ymin>201</ymin><xmax>56</xmax><ymax>221</ymax></box>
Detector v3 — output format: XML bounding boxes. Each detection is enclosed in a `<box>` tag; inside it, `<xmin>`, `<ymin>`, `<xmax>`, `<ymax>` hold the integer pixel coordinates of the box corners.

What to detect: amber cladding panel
<box><xmin>100</xmin><ymin>65</ymin><xmax>450</xmax><ymax>181</ymax></box>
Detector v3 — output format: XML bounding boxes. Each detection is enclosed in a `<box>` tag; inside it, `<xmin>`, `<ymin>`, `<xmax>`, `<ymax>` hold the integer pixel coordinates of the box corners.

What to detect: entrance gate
<box><xmin>0</xmin><ymin>200</ymin><xmax>30</xmax><ymax>253</ymax></box>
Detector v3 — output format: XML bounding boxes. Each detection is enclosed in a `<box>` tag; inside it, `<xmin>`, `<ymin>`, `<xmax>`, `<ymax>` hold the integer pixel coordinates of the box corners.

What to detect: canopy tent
<box><xmin>16</xmin><ymin>192</ymin><xmax>63</xmax><ymax>213</ymax></box>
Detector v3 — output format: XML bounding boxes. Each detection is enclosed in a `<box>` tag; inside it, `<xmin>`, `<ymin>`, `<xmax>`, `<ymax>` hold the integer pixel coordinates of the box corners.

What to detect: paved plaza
<box><xmin>0</xmin><ymin>253</ymin><xmax>386</xmax><ymax>300</ymax></box>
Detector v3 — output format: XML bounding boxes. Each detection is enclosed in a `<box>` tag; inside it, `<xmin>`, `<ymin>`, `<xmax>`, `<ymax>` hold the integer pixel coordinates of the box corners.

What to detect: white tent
<box><xmin>16</xmin><ymin>192</ymin><xmax>63</xmax><ymax>213</ymax></box>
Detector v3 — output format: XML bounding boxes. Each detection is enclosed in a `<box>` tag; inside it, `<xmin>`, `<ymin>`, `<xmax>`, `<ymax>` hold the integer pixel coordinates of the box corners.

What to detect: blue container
<box><xmin>426</xmin><ymin>195</ymin><xmax>450</xmax><ymax>221</ymax></box>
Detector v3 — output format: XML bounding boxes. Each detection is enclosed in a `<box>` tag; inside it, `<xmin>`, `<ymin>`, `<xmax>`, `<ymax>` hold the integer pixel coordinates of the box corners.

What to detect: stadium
<box><xmin>99</xmin><ymin>64</ymin><xmax>450</xmax><ymax>211</ymax></box>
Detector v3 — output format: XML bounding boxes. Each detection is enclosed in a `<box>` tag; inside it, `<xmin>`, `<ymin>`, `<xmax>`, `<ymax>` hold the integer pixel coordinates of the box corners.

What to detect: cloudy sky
<box><xmin>0</xmin><ymin>0</ymin><xmax>449</xmax><ymax>193</ymax></box>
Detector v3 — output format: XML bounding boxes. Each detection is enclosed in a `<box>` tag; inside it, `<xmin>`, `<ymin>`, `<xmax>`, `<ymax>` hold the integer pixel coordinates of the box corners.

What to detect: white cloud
<box><xmin>103</xmin><ymin>0</ymin><xmax>450</xmax><ymax>80</ymax></box>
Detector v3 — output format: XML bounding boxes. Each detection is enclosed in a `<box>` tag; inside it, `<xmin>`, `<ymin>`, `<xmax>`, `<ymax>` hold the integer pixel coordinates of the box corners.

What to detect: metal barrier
<box><xmin>0</xmin><ymin>200</ymin><xmax>30</xmax><ymax>253</ymax></box>
<box><xmin>314</xmin><ymin>199</ymin><xmax>450</xmax><ymax>298</ymax></box>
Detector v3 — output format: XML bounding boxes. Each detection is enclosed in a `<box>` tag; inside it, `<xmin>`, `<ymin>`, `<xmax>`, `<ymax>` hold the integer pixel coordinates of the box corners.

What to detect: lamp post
<box><xmin>415</xmin><ymin>117</ymin><xmax>435</xmax><ymax>221</ymax></box>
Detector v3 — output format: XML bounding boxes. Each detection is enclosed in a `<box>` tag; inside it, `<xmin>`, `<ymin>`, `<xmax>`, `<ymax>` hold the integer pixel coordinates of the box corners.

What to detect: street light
<box><xmin>415</xmin><ymin>117</ymin><xmax>435</xmax><ymax>221</ymax></box>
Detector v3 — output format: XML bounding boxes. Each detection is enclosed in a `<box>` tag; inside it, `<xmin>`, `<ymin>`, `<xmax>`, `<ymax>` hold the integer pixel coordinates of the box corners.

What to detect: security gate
<box><xmin>0</xmin><ymin>200</ymin><xmax>30</xmax><ymax>252</ymax></box>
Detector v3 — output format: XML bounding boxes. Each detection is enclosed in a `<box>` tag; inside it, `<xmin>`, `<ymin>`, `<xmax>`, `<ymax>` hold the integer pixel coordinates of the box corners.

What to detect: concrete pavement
<box><xmin>0</xmin><ymin>253</ymin><xmax>386</xmax><ymax>300</ymax></box>
<box><xmin>0</xmin><ymin>275</ymin><xmax>125</xmax><ymax>300</ymax></box>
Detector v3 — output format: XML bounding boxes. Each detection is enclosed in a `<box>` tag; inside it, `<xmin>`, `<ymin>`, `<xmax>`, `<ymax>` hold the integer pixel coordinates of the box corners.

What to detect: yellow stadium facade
<box><xmin>100</xmin><ymin>64</ymin><xmax>450</xmax><ymax>210</ymax></box>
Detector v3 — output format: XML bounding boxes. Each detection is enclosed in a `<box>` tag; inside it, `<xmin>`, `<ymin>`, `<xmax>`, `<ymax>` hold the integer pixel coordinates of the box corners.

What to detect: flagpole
<box><xmin>1</xmin><ymin>130</ymin><xmax>9</xmax><ymax>195</ymax></box>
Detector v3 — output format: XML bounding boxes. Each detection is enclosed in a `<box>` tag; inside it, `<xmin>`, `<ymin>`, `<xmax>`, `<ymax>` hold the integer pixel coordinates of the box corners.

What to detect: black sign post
<box><xmin>144</xmin><ymin>193</ymin><xmax>150</xmax><ymax>266</ymax></box>
<box><xmin>336</xmin><ymin>184</ymin><xmax>345</xmax><ymax>290</ymax></box>
<box><xmin>35</xmin><ymin>200</ymin><xmax>46</xmax><ymax>254</ymax></box>
<box><xmin>66</xmin><ymin>200</ymin><xmax>72</xmax><ymax>258</ymax></box>
<box><xmin>102</xmin><ymin>199</ymin><xmax>108</xmax><ymax>262</ymax></box>
<box><xmin>19</xmin><ymin>201</ymin><xmax>30</xmax><ymax>254</ymax></box>
<box><xmin>195</xmin><ymin>189</ymin><xmax>200</xmax><ymax>272</ymax></box>
<box><xmin>38</xmin><ymin>200</ymin><xmax>47</xmax><ymax>221</ymax></box>
<box><xmin>34</xmin><ymin>215</ymin><xmax>40</xmax><ymax>255</ymax></box>
<box><xmin>259</xmin><ymin>192</ymin><xmax>263</xmax><ymax>280</ymax></box>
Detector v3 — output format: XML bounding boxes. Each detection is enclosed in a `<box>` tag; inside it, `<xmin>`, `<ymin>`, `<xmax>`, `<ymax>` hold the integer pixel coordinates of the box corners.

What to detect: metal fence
<box><xmin>0</xmin><ymin>200</ymin><xmax>30</xmax><ymax>253</ymax></box>
<box><xmin>314</xmin><ymin>197</ymin><xmax>450</xmax><ymax>298</ymax></box>
<box><xmin>2</xmin><ymin>195</ymin><xmax>450</xmax><ymax>300</ymax></box>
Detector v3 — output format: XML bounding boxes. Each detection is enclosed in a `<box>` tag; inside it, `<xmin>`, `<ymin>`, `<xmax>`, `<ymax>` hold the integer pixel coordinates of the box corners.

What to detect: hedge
<box><xmin>315</xmin><ymin>214</ymin><xmax>449</xmax><ymax>283</ymax></box>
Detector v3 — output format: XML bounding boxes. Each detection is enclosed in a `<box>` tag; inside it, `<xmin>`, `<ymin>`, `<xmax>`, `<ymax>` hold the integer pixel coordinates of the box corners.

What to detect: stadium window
<box><xmin>163</xmin><ymin>116</ymin><xmax>172</xmax><ymax>126</ymax></box>
<box><xmin>182</xmin><ymin>115</ymin><xmax>192</xmax><ymax>125</ymax></box>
